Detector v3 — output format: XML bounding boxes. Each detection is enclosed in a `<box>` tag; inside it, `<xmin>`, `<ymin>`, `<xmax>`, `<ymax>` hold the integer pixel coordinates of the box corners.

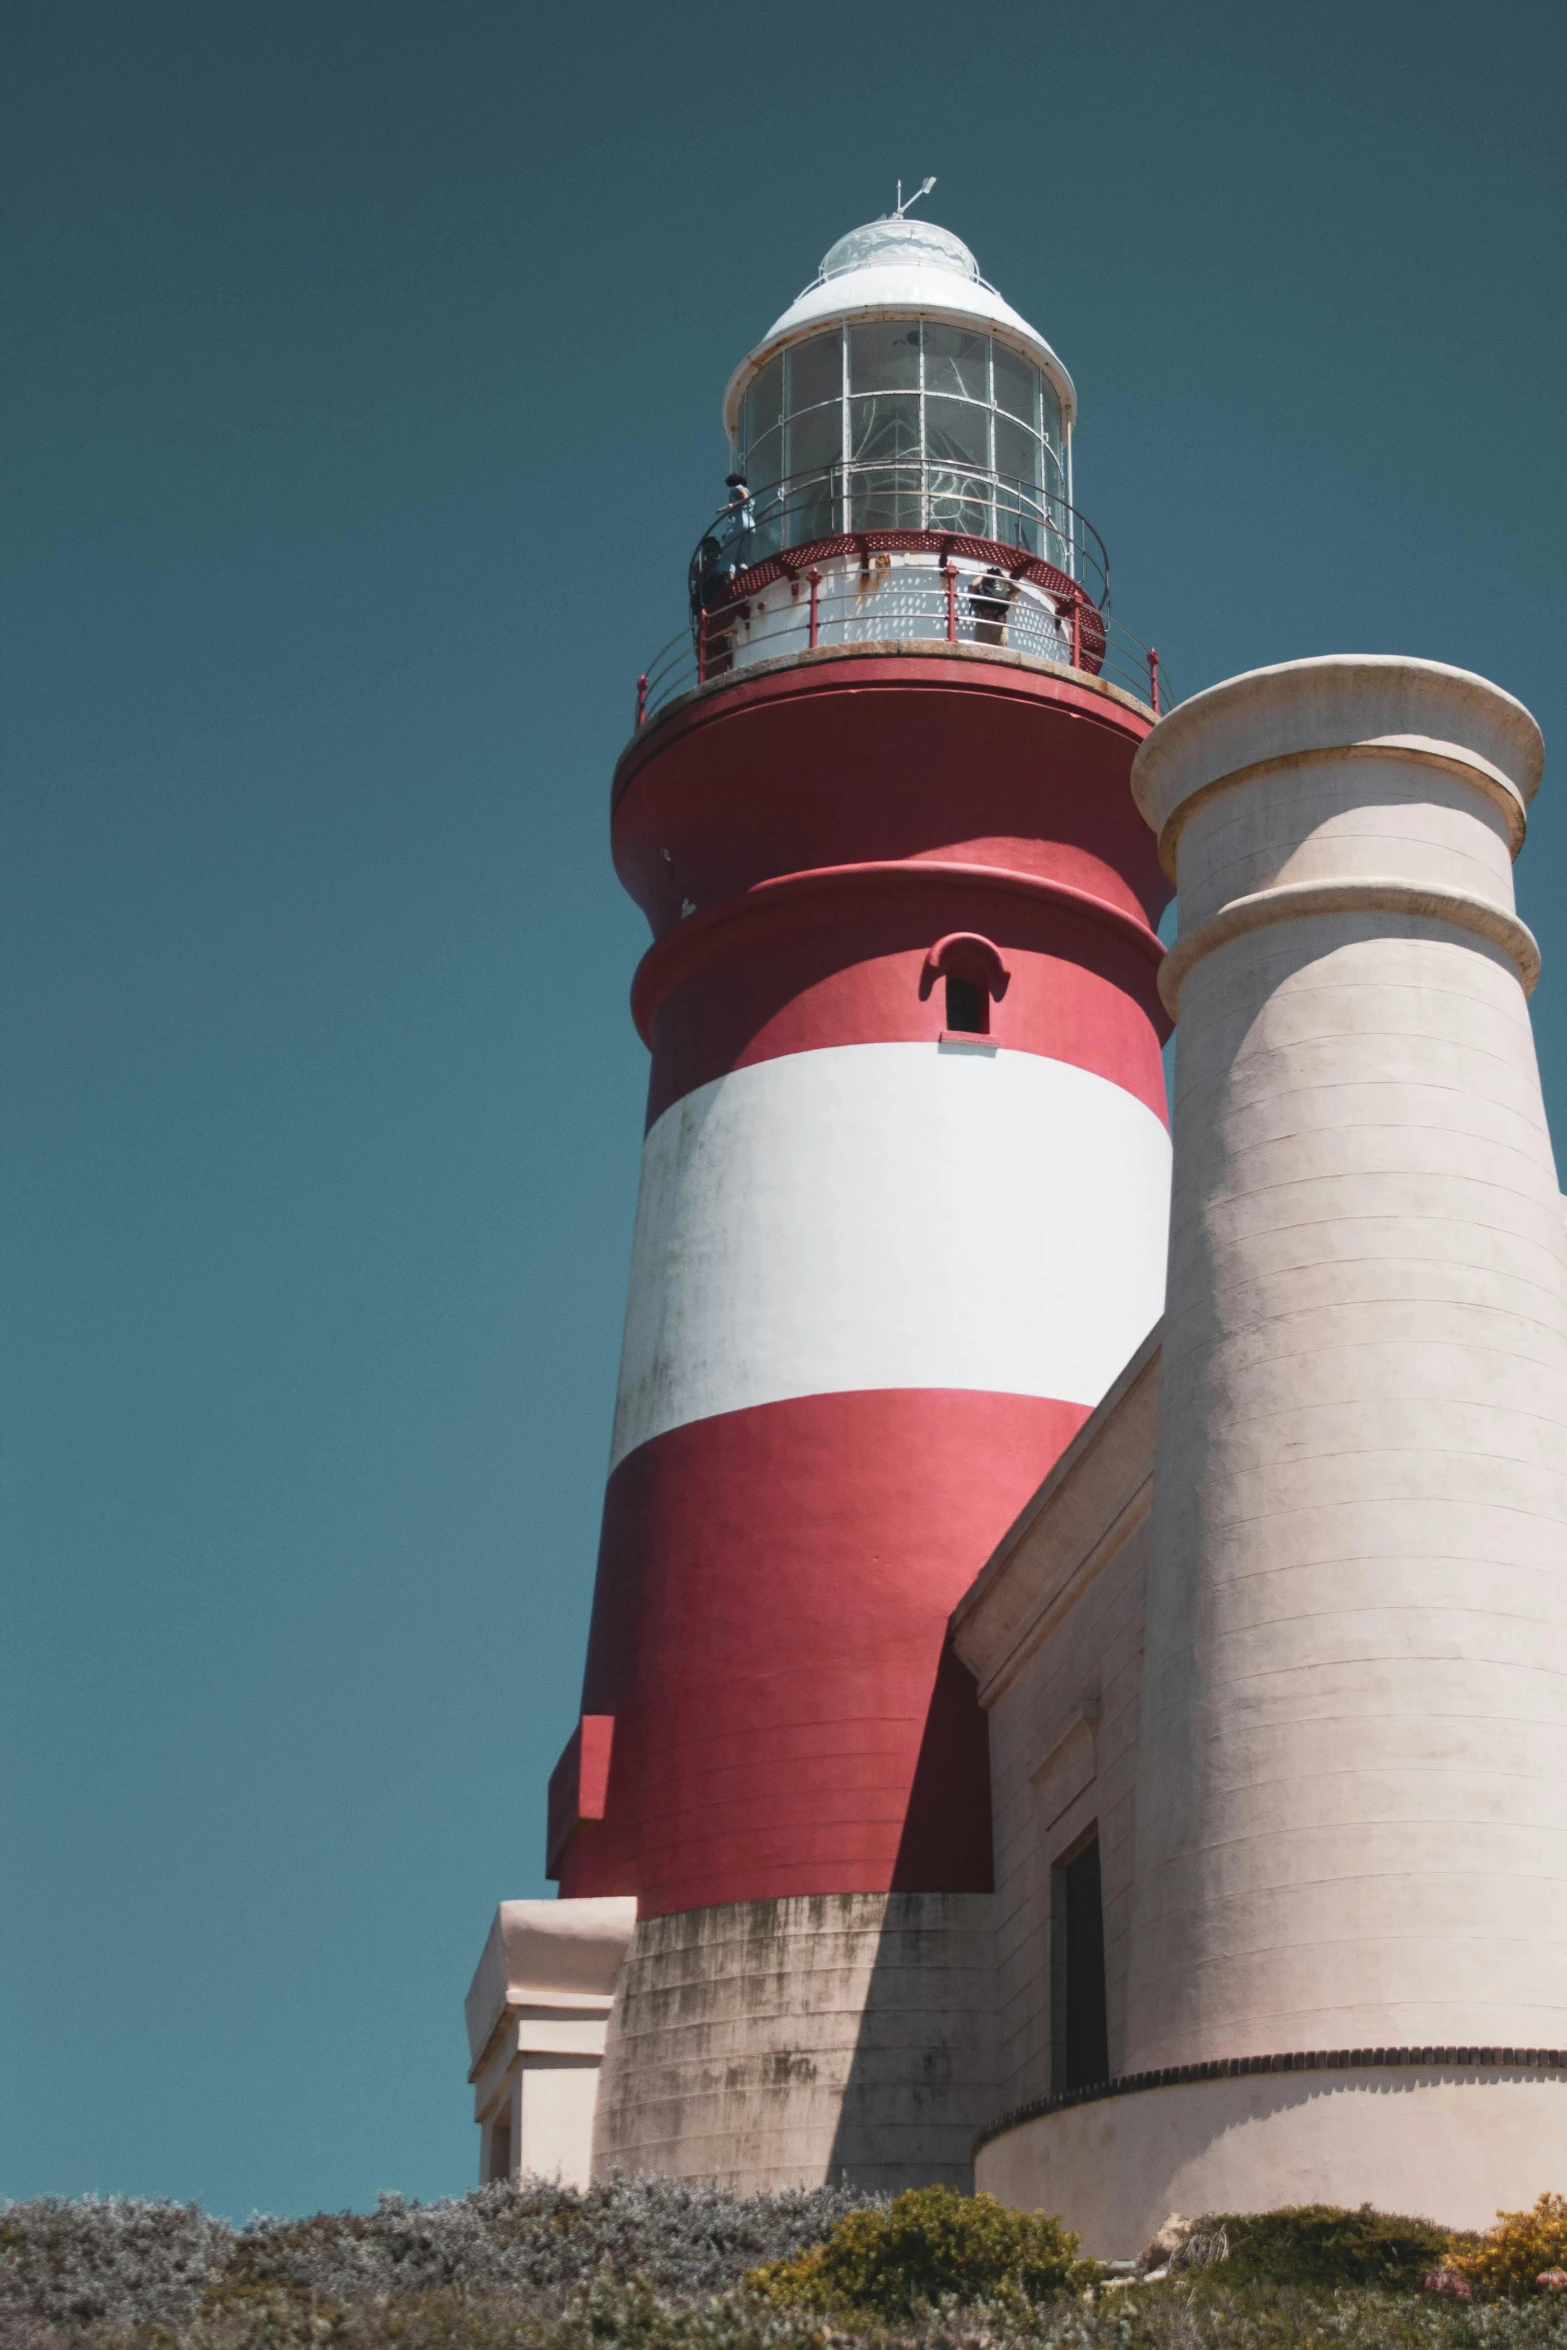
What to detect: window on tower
<box><xmin>925</xmin><ymin>932</ymin><xmax>1008</xmax><ymax>1038</ymax></box>
<box><xmin>944</xmin><ymin>974</ymin><xmax>989</xmax><ymax>1035</ymax></box>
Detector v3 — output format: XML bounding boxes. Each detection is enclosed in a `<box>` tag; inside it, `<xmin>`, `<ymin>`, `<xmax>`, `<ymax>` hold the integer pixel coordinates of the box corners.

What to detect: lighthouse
<box><xmin>463</xmin><ymin>212</ymin><xmax>1567</xmax><ymax>2240</ymax></box>
<box><xmin>467</xmin><ymin>204</ymin><xmax>1176</xmax><ymax>2191</ymax></box>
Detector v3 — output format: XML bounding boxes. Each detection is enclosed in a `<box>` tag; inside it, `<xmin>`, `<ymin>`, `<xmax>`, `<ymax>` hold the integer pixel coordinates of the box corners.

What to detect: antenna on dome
<box><xmin>894</xmin><ymin>175</ymin><xmax>937</xmax><ymax>219</ymax></box>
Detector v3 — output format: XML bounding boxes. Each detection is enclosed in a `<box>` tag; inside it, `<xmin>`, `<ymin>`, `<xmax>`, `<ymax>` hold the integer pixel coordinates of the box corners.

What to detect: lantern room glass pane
<box><xmin>747</xmin><ymin>425</ymin><xmax>784</xmax><ymax>494</ymax></box>
<box><xmin>787</xmin><ymin>330</ymin><xmax>842</xmax><ymax>412</ymax></box>
<box><xmin>994</xmin><ymin>413</ymin><xmax>1040</xmax><ymax>490</ymax></box>
<box><xmin>850</xmin><ymin>386</ymin><xmax>921</xmax><ymax>527</ymax></box>
<box><xmin>851</xmin><ymin>468</ymin><xmax>922</xmax><ymax>528</ymax></box>
<box><xmin>848</xmin><ymin>320</ymin><xmax>921</xmax><ymax>393</ymax></box>
<box><xmin>993</xmin><ymin>341</ymin><xmax>1039</xmax><ymax>426</ymax></box>
<box><xmin>749</xmin><ymin>498</ymin><xmax>784</xmax><ymax>563</ymax></box>
<box><xmin>850</xmin><ymin>392</ymin><xmax>921</xmax><ymax>464</ymax></box>
<box><xmin>932</xmin><ymin>487</ymin><xmax>990</xmax><ymax>534</ymax></box>
<box><xmin>747</xmin><ymin>354</ymin><xmax>784</xmax><ymax>442</ymax></box>
<box><xmin>1040</xmin><ymin>391</ymin><xmax>1064</xmax><ymax>538</ymax></box>
<box><xmin>994</xmin><ymin>414</ymin><xmax>1042</xmax><ymax>548</ymax></box>
<box><xmin>787</xmin><ymin>402</ymin><xmax>841</xmax><ymax>483</ymax></box>
<box><xmin>926</xmin><ymin>394</ymin><xmax>989</xmax><ymax>534</ymax></box>
<box><xmin>927</xmin><ymin>470</ymin><xmax>990</xmax><ymax>535</ymax></box>
<box><xmin>925</xmin><ymin>394</ymin><xmax>989</xmax><ymax>471</ymax></box>
<box><xmin>790</xmin><ymin>478</ymin><xmax>838</xmax><ymax>546</ymax></box>
<box><xmin>922</xmin><ymin>324</ymin><xmax>989</xmax><ymax>402</ymax></box>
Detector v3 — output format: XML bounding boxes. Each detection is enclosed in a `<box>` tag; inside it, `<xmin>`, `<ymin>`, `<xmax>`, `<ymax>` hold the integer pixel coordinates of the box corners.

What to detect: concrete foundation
<box><xmin>591</xmin><ymin>1893</ymin><xmax>997</xmax><ymax>2191</ymax></box>
<box><xmin>976</xmin><ymin>2062</ymin><xmax>1567</xmax><ymax>2250</ymax></box>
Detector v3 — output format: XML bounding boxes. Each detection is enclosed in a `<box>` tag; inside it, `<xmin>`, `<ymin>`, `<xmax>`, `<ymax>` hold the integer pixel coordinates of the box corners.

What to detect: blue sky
<box><xmin>3</xmin><ymin>0</ymin><xmax>1564</xmax><ymax>2219</ymax></box>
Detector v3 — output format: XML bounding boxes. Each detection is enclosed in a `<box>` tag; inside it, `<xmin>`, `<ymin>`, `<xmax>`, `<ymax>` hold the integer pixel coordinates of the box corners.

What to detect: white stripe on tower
<box><xmin>611</xmin><ymin>1040</ymin><xmax>1171</xmax><ymax>1470</ymax></box>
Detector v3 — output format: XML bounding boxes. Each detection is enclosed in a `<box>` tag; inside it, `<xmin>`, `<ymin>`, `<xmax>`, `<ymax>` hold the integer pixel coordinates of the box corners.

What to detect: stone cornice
<box><xmin>1158</xmin><ymin>875</ymin><xmax>1541</xmax><ymax>1016</ymax></box>
<box><xmin>974</xmin><ymin>2046</ymin><xmax>1567</xmax><ymax>2156</ymax></box>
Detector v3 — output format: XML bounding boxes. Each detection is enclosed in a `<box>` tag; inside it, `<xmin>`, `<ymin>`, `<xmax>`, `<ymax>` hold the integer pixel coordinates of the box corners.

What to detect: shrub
<box><xmin>1445</xmin><ymin>2193</ymin><xmax>1567</xmax><ymax>2299</ymax></box>
<box><xmin>0</xmin><ymin>2178</ymin><xmax>874</xmax><ymax>2338</ymax></box>
<box><xmin>227</xmin><ymin>2176</ymin><xmax>873</xmax><ymax>2305</ymax></box>
<box><xmin>1192</xmin><ymin>2203</ymin><xmax>1452</xmax><ymax>2293</ymax></box>
<box><xmin>0</xmin><ymin>2195</ymin><xmax>232</xmax><ymax>2333</ymax></box>
<box><xmin>747</xmin><ymin>2184</ymin><xmax>1088</xmax><ymax>2316</ymax></box>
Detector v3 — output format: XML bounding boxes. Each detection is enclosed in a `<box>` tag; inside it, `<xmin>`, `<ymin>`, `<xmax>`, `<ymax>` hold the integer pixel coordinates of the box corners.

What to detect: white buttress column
<box><xmin>465</xmin><ymin>1899</ymin><xmax>636</xmax><ymax>2186</ymax></box>
<box><xmin>1107</xmin><ymin>656</ymin><xmax>1567</xmax><ymax>2231</ymax></box>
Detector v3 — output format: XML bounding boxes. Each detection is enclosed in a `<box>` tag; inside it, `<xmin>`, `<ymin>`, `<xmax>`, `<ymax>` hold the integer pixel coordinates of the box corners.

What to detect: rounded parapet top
<box><xmin>1136</xmin><ymin>656</ymin><xmax>1547</xmax><ymax>1015</ymax></box>
<box><xmin>1133</xmin><ymin>654</ymin><xmax>1545</xmax><ymax>869</ymax></box>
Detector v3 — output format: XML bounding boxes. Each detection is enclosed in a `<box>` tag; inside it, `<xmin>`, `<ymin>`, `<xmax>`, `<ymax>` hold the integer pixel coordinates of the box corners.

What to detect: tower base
<box><xmin>592</xmin><ymin>1892</ymin><xmax>997</xmax><ymax>2192</ymax></box>
<box><xmin>975</xmin><ymin>2061</ymin><xmax>1567</xmax><ymax>2251</ymax></box>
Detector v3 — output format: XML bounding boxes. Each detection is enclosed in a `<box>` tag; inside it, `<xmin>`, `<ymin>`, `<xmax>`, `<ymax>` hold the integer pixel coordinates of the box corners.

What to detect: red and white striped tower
<box><xmin>550</xmin><ymin>209</ymin><xmax>1173</xmax><ymax>2189</ymax></box>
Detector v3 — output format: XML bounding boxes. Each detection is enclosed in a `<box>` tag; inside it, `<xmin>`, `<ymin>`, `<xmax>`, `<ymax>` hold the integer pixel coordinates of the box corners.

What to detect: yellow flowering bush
<box><xmin>746</xmin><ymin>2184</ymin><xmax>1091</xmax><ymax>2316</ymax></box>
<box><xmin>1445</xmin><ymin>2193</ymin><xmax>1567</xmax><ymax>2298</ymax></box>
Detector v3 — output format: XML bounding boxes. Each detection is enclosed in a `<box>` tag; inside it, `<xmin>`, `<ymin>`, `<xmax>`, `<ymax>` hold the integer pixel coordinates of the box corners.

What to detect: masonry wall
<box><xmin>987</xmin><ymin>1508</ymin><xmax>1149</xmax><ymax>2112</ymax></box>
<box><xmin>953</xmin><ymin>1332</ymin><xmax>1160</xmax><ymax>2125</ymax></box>
<box><xmin>977</xmin><ymin>653</ymin><xmax>1567</xmax><ymax>2251</ymax></box>
<box><xmin>591</xmin><ymin>1892</ymin><xmax>998</xmax><ymax>2192</ymax></box>
<box><xmin>1124</xmin><ymin>655</ymin><xmax>1567</xmax><ymax>2074</ymax></box>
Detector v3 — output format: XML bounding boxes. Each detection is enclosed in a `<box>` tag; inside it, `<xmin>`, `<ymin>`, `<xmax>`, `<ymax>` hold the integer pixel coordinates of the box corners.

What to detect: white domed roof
<box><xmin>722</xmin><ymin>214</ymin><xmax>1075</xmax><ymax>440</ymax></box>
<box><xmin>819</xmin><ymin>216</ymin><xmax>979</xmax><ymax>281</ymax></box>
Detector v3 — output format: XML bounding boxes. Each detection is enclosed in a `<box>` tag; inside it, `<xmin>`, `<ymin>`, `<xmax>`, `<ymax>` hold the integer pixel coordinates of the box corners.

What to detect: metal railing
<box><xmin>636</xmin><ymin>559</ymin><xmax>1164</xmax><ymax>725</ymax></box>
<box><xmin>633</xmin><ymin>485</ymin><xmax>1164</xmax><ymax>729</ymax></box>
<box><xmin>689</xmin><ymin>463</ymin><xmax>1106</xmax><ymax>612</ymax></box>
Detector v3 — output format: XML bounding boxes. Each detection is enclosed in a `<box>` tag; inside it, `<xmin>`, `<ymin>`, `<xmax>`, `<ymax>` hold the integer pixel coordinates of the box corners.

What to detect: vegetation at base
<box><xmin>7</xmin><ymin>2182</ymin><xmax>1567</xmax><ymax>2347</ymax></box>
<box><xmin>1192</xmin><ymin>2203</ymin><xmax>1456</xmax><ymax>2293</ymax></box>
<box><xmin>1445</xmin><ymin>2197</ymin><xmax>1567</xmax><ymax>2300</ymax></box>
<box><xmin>747</xmin><ymin>2185</ymin><xmax>1090</xmax><ymax>2315</ymax></box>
<box><xmin>0</xmin><ymin>2178</ymin><xmax>870</xmax><ymax>2340</ymax></box>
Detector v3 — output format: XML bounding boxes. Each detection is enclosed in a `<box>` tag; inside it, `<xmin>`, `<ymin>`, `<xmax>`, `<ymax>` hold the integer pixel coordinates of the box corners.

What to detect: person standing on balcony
<box><xmin>722</xmin><ymin>473</ymin><xmax>754</xmax><ymax>560</ymax></box>
<box><xmin>692</xmin><ymin>476</ymin><xmax>753</xmax><ymax>606</ymax></box>
<box><xmin>970</xmin><ymin>566</ymin><xmax>1014</xmax><ymax>646</ymax></box>
<box><xmin>690</xmin><ymin>475</ymin><xmax>753</xmax><ymax>627</ymax></box>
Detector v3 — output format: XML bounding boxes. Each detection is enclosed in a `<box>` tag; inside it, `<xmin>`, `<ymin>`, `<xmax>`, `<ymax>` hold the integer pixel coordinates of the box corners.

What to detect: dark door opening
<box><xmin>484</xmin><ymin>2114</ymin><xmax>512</xmax><ymax>2183</ymax></box>
<box><xmin>945</xmin><ymin>974</ymin><xmax>989</xmax><ymax>1034</ymax></box>
<box><xmin>1053</xmin><ymin>1834</ymin><xmax>1109</xmax><ymax>2091</ymax></box>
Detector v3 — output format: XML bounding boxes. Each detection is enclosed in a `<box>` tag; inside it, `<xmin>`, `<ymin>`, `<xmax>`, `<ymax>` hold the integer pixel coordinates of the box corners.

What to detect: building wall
<box><xmin>988</xmin><ymin>1513</ymin><xmax>1149</xmax><ymax>2109</ymax></box>
<box><xmin>974</xmin><ymin>653</ymin><xmax>1567</xmax><ymax>2251</ymax></box>
<box><xmin>953</xmin><ymin>1331</ymin><xmax>1159</xmax><ymax>2120</ymax></box>
<box><xmin>1125</xmin><ymin>655</ymin><xmax>1567</xmax><ymax>2072</ymax></box>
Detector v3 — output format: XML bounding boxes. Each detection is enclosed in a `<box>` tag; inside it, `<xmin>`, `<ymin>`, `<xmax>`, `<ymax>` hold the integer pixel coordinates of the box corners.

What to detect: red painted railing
<box><xmin>638</xmin><ymin>531</ymin><xmax>1169</xmax><ymax>729</ymax></box>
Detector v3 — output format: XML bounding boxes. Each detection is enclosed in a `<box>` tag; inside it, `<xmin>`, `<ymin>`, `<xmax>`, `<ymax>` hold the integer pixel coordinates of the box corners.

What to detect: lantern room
<box><xmin>681</xmin><ymin>208</ymin><xmax>1123</xmax><ymax>690</ymax></box>
<box><xmin>727</xmin><ymin>215</ymin><xmax>1074</xmax><ymax>568</ymax></box>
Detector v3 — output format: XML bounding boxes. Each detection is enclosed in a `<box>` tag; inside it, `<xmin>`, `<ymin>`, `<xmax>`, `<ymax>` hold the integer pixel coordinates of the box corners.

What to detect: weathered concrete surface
<box><xmin>976</xmin><ymin>2065</ymin><xmax>1567</xmax><ymax>2251</ymax></box>
<box><xmin>466</xmin><ymin>1897</ymin><xmax>636</xmax><ymax>2186</ymax></box>
<box><xmin>953</xmin><ymin>1328</ymin><xmax>1160</xmax><ymax>2118</ymax></box>
<box><xmin>591</xmin><ymin>1893</ymin><xmax>997</xmax><ymax>2191</ymax></box>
